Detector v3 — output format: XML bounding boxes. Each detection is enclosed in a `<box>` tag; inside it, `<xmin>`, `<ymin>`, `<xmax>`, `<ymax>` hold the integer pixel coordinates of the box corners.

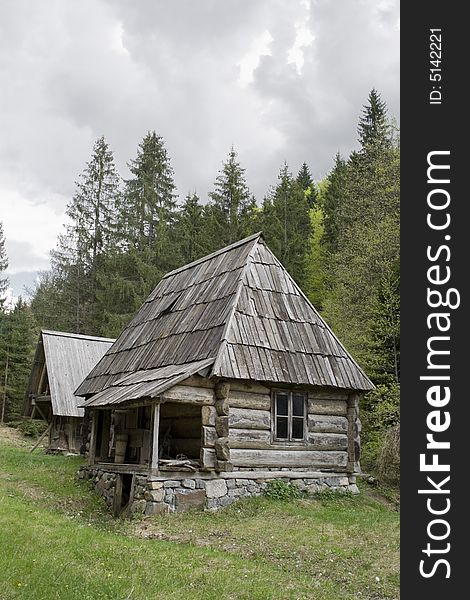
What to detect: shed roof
<box><xmin>77</xmin><ymin>233</ymin><xmax>373</xmax><ymax>408</ymax></box>
<box><xmin>25</xmin><ymin>330</ymin><xmax>115</xmax><ymax>417</ymax></box>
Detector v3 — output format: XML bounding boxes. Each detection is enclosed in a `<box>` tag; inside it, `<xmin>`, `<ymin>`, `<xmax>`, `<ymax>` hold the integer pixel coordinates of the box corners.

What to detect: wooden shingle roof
<box><xmin>77</xmin><ymin>233</ymin><xmax>373</xmax><ymax>408</ymax></box>
<box><xmin>25</xmin><ymin>330</ymin><xmax>115</xmax><ymax>417</ymax></box>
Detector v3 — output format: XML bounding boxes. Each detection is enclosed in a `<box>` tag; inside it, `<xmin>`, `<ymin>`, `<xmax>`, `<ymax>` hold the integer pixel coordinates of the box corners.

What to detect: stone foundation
<box><xmin>78</xmin><ymin>466</ymin><xmax>359</xmax><ymax>515</ymax></box>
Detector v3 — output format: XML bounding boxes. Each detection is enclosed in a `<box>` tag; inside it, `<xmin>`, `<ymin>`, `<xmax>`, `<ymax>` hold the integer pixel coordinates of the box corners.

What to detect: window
<box><xmin>273</xmin><ymin>390</ymin><xmax>306</xmax><ymax>442</ymax></box>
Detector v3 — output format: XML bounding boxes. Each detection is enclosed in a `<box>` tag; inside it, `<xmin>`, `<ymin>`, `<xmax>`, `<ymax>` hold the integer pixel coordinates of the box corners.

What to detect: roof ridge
<box><xmin>161</xmin><ymin>232</ymin><xmax>263</xmax><ymax>280</ymax></box>
<box><xmin>210</xmin><ymin>236</ymin><xmax>260</xmax><ymax>376</ymax></box>
<box><xmin>41</xmin><ymin>330</ymin><xmax>116</xmax><ymax>343</ymax></box>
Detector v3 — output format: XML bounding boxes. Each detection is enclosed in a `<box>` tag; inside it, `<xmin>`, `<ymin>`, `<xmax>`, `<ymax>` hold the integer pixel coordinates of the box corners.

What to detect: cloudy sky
<box><xmin>0</xmin><ymin>0</ymin><xmax>399</xmax><ymax>301</ymax></box>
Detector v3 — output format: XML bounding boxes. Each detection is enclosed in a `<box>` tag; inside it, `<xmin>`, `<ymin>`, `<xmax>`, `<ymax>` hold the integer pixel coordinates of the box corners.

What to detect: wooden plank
<box><xmin>308</xmin><ymin>414</ymin><xmax>348</xmax><ymax>434</ymax></box>
<box><xmin>150</xmin><ymin>403</ymin><xmax>160</xmax><ymax>470</ymax></box>
<box><xmin>230</xmin><ymin>448</ymin><xmax>348</xmax><ymax>468</ymax></box>
<box><xmin>229</xmin><ymin>407</ymin><xmax>271</xmax><ymax>430</ymax></box>
<box><xmin>307</xmin><ymin>398</ymin><xmax>347</xmax><ymax>416</ymax></box>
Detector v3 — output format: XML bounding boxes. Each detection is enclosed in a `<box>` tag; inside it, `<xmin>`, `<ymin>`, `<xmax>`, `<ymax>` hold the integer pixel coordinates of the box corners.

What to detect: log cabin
<box><xmin>75</xmin><ymin>233</ymin><xmax>374</xmax><ymax>515</ymax></box>
<box><xmin>24</xmin><ymin>330</ymin><xmax>115</xmax><ymax>453</ymax></box>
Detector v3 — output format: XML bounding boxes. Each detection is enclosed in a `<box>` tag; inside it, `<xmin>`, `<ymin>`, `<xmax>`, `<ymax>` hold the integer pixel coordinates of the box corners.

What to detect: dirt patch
<box><xmin>0</xmin><ymin>424</ymin><xmax>31</xmax><ymax>447</ymax></box>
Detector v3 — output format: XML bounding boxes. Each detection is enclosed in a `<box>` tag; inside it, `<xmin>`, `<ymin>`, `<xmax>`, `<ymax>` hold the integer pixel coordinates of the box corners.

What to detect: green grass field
<box><xmin>0</xmin><ymin>426</ymin><xmax>399</xmax><ymax>599</ymax></box>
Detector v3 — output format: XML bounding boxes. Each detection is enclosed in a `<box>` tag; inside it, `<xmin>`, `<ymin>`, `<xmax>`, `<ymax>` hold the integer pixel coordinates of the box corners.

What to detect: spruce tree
<box><xmin>207</xmin><ymin>147</ymin><xmax>256</xmax><ymax>248</ymax></box>
<box><xmin>175</xmin><ymin>193</ymin><xmax>209</xmax><ymax>263</ymax></box>
<box><xmin>322</xmin><ymin>153</ymin><xmax>348</xmax><ymax>254</ymax></box>
<box><xmin>296</xmin><ymin>162</ymin><xmax>317</xmax><ymax>209</ymax></box>
<box><xmin>357</xmin><ymin>88</ymin><xmax>391</xmax><ymax>150</ymax></box>
<box><xmin>261</xmin><ymin>163</ymin><xmax>312</xmax><ymax>287</ymax></box>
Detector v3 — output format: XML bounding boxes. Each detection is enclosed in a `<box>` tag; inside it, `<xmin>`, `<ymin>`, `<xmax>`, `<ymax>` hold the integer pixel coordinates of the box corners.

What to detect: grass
<box><xmin>0</xmin><ymin>426</ymin><xmax>399</xmax><ymax>599</ymax></box>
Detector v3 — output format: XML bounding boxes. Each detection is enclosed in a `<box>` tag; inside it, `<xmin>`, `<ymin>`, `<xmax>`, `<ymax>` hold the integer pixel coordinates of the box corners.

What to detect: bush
<box><xmin>264</xmin><ymin>480</ymin><xmax>302</xmax><ymax>501</ymax></box>
<box><xmin>6</xmin><ymin>418</ymin><xmax>48</xmax><ymax>438</ymax></box>
<box><xmin>376</xmin><ymin>424</ymin><xmax>400</xmax><ymax>485</ymax></box>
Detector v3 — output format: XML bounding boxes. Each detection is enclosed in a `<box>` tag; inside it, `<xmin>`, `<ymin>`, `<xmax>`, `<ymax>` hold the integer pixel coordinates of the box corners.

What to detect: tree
<box><xmin>206</xmin><ymin>147</ymin><xmax>257</xmax><ymax>249</ymax></box>
<box><xmin>175</xmin><ymin>193</ymin><xmax>210</xmax><ymax>264</ymax></box>
<box><xmin>123</xmin><ymin>131</ymin><xmax>178</xmax><ymax>271</ymax></box>
<box><xmin>261</xmin><ymin>163</ymin><xmax>312</xmax><ymax>287</ymax></box>
<box><xmin>0</xmin><ymin>222</ymin><xmax>8</xmax><ymax>310</ymax></box>
<box><xmin>45</xmin><ymin>136</ymin><xmax>121</xmax><ymax>334</ymax></box>
<box><xmin>357</xmin><ymin>88</ymin><xmax>391</xmax><ymax>150</ymax></box>
<box><xmin>296</xmin><ymin>162</ymin><xmax>317</xmax><ymax>209</ymax></box>
<box><xmin>321</xmin><ymin>154</ymin><xmax>348</xmax><ymax>254</ymax></box>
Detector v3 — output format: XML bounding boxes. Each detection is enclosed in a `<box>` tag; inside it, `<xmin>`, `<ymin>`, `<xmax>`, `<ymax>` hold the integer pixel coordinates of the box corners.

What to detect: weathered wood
<box><xmin>179</xmin><ymin>375</ymin><xmax>215</xmax><ymax>389</ymax></box>
<box><xmin>200</xmin><ymin>447</ymin><xmax>217</xmax><ymax>469</ymax></box>
<box><xmin>150</xmin><ymin>403</ymin><xmax>160</xmax><ymax>470</ymax></box>
<box><xmin>215</xmin><ymin>381</ymin><xmax>230</xmax><ymax>400</ymax></box>
<box><xmin>228</xmin><ymin>392</ymin><xmax>271</xmax><ymax>410</ymax></box>
<box><xmin>201</xmin><ymin>405</ymin><xmax>216</xmax><ymax>426</ymax></box>
<box><xmin>230</xmin><ymin>448</ymin><xmax>348</xmax><ymax>468</ymax></box>
<box><xmin>307</xmin><ymin>398</ymin><xmax>347</xmax><ymax>416</ymax></box>
<box><xmin>214</xmin><ymin>437</ymin><xmax>230</xmax><ymax>461</ymax></box>
<box><xmin>88</xmin><ymin>411</ymin><xmax>98</xmax><ymax>465</ymax></box>
<box><xmin>308</xmin><ymin>414</ymin><xmax>348</xmax><ymax>434</ymax></box>
<box><xmin>347</xmin><ymin>393</ymin><xmax>361</xmax><ymax>473</ymax></box>
<box><xmin>229</xmin><ymin>407</ymin><xmax>271</xmax><ymax>430</ymax></box>
<box><xmin>228</xmin><ymin>428</ymin><xmax>271</xmax><ymax>445</ymax></box>
<box><xmin>202</xmin><ymin>425</ymin><xmax>217</xmax><ymax>447</ymax></box>
<box><xmin>162</xmin><ymin>385</ymin><xmax>214</xmax><ymax>405</ymax></box>
<box><xmin>229</xmin><ymin>381</ymin><xmax>271</xmax><ymax>395</ymax></box>
<box><xmin>215</xmin><ymin>398</ymin><xmax>229</xmax><ymax>416</ymax></box>
<box><xmin>215</xmin><ymin>415</ymin><xmax>229</xmax><ymax>437</ymax></box>
<box><xmin>307</xmin><ymin>433</ymin><xmax>348</xmax><ymax>451</ymax></box>
<box><xmin>308</xmin><ymin>389</ymin><xmax>349</xmax><ymax>400</ymax></box>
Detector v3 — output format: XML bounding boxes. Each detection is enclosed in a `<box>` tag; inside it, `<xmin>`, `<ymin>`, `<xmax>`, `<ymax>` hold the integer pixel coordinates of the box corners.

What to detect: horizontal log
<box><xmin>307</xmin><ymin>433</ymin><xmax>348</xmax><ymax>451</ymax></box>
<box><xmin>229</xmin><ymin>381</ymin><xmax>271</xmax><ymax>395</ymax></box>
<box><xmin>230</xmin><ymin>448</ymin><xmax>348</xmax><ymax>469</ymax></box>
<box><xmin>229</xmin><ymin>392</ymin><xmax>271</xmax><ymax>410</ymax></box>
<box><xmin>307</xmin><ymin>398</ymin><xmax>347</xmax><ymax>416</ymax></box>
<box><xmin>229</xmin><ymin>428</ymin><xmax>271</xmax><ymax>446</ymax></box>
<box><xmin>308</xmin><ymin>414</ymin><xmax>348</xmax><ymax>434</ymax></box>
<box><xmin>201</xmin><ymin>406</ymin><xmax>216</xmax><ymax>426</ymax></box>
<box><xmin>308</xmin><ymin>389</ymin><xmax>349</xmax><ymax>400</ymax></box>
<box><xmin>179</xmin><ymin>375</ymin><xmax>214</xmax><ymax>389</ymax></box>
<box><xmin>162</xmin><ymin>385</ymin><xmax>214</xmax><ymax>405</ymax></box>
<box><xmin>229</xmin><ymin>408</ymin><xmax>271</xmax><ymax>430</ymax></box>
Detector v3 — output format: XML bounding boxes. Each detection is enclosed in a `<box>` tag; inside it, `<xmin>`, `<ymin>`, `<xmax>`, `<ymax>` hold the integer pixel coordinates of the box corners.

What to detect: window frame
<box><xmin>271</xmin><ymin>389</ymin><xmax>307</xmax><ymax>444</ymax></box>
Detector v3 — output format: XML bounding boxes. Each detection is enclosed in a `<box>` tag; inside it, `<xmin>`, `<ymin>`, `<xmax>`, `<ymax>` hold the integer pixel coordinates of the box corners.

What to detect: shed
<box><xmin>76</xmin><ymin>233</ymin><xmax>374</xmax><ymax>515</ymax></box>
<box><xmin>24</xmin><ymin>330</ymin><xmax>115</xmax><ymax>453</ymax></box>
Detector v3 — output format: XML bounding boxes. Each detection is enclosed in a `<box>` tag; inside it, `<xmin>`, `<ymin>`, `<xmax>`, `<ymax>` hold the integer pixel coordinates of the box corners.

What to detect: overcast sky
<box><xmin>0</xmin><ymin>0</ymin><xmax>399</xmax><ymax>302</ymax></box>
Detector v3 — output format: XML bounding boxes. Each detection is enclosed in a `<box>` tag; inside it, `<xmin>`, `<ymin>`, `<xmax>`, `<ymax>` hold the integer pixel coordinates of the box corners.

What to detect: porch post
<box><xmin>88</xmin><ymin>410</ymin><xmax>98</xmax><ymax>465</ymax></box>
<box><xmin>150</xmin><ymin>402</ymin><xmax>160</xmax><ymax>472</ymax></box>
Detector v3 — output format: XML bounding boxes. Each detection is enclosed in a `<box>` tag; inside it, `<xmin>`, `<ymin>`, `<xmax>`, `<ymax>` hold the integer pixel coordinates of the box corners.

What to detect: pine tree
<box><xmin>0</xmin><ymin>222</ymin><xmax>9</xmax><ymax>310</ymax></box>
<box><xmin>207</xmin><ymin>147</ymin><xmax>257</xmax><ymax>248</ymax></box>
<box><xmin>296</xmin><ymin>162</ymin><xmax>317</xmax><ymax>209</ymax></box>
<box><xmin>261</xmin><ymin>163</ymin><xmax>312</xmax><ymax>287</ymax></box>
<box><xmin>321</xmin><ymin>153</ymin><xmax>348</xmax><ymax>254</ymax></box>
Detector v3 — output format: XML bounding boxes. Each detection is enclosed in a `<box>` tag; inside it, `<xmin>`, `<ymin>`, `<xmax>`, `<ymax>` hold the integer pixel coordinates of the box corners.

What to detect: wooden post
<box><xmin>88</xmin><ymin>410</ymin><xmax>98</xmax><ymax>465</ymax></box>
<box><xmin>347</xmin><ymin>394</ymin><xmax>361</xmax><ymax>474</ymax></box>
<box><xmin>150</xmin><ymin>403</ymin><xmax>160</xmax><ymax>472</ymax></box>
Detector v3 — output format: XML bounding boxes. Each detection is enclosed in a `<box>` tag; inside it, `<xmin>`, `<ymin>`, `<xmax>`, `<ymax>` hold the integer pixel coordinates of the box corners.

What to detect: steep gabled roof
<box><xmin>78</xmin><ymin>233</ymin><xmax>373</xmax><ymax>409</ymax></box>
<box><xmin>25</xmin><ymin>330</ymin><xmax>115</xmax><ymax>417</ymax></box>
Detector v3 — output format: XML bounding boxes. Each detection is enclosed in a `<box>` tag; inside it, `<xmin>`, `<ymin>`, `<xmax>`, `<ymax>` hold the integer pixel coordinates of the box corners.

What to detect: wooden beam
<box><xmin>150</xmin><ymin>403</ymin><xmax>160</xmax><ymax>471</ymax></box>
<box><xmin>29</xmin><ymin>422</ymin><xmax>52</xmax><ymax>453</ymax></box>
<box><xmin>88</xmin><ymin>411</ymin><xmax>98</xmax><ymax>465</ymax></box>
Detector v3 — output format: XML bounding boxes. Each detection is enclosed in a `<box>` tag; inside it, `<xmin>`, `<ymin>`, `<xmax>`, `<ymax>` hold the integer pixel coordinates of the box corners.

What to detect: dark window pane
<box><xmin>292</xmin><ymin>394</ymin><xmax>305</xmax><ymax>416</ymax></box>
<box><xmin>292</xmin><ymin>418</ymin><xmax>304</xmax><ymax>440</ymax></box>
<box><xmin>276</xmin><ymin>393</ymin><xmax>288</xmax><ymax>416</ymax></box>
<box><xmin>276</xmin><ymin>417</ymin><xmax>288</xmax><ymax>438</ymax></box>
